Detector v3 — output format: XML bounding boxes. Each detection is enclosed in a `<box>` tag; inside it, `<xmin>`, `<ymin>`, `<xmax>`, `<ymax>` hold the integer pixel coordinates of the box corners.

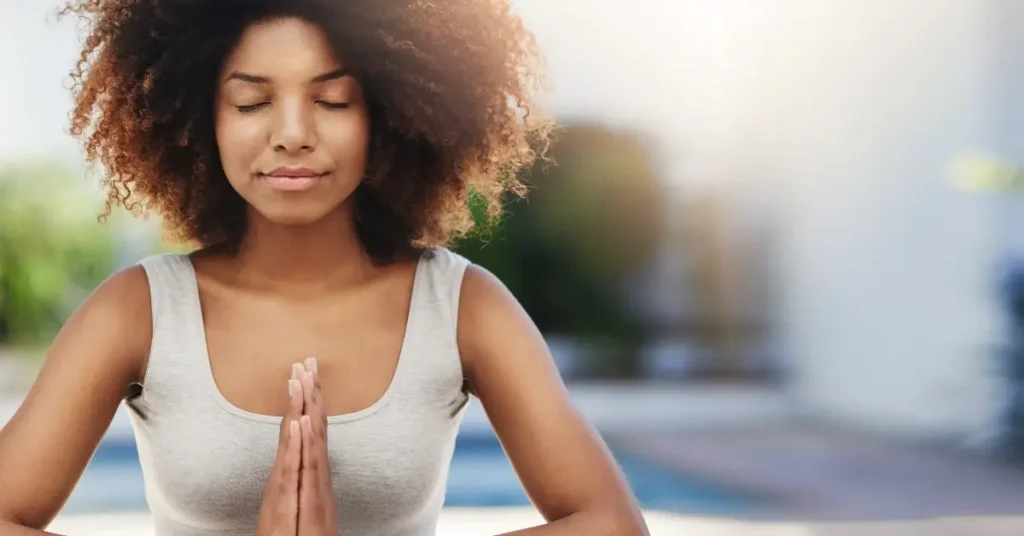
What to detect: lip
<box><xmin>264</xmin><ymin>166</ymin><xmax>325</xmax><ymax>178</ymax></box>
<box><xmin>260</xmin><ymin>167</ymin><xmax>328</xmax><ymax>192</ymax></box>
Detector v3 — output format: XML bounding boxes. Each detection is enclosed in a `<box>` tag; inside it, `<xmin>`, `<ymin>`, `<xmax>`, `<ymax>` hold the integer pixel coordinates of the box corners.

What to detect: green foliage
<box><xmin>0</xmin><ymin>162</ymin><xmax>116</xmax><ymax>346</ymax></box>
<box><xmin>453</xmin><ymin>124</ymin><xmax>665</xmax><ymax>376</ymax></box>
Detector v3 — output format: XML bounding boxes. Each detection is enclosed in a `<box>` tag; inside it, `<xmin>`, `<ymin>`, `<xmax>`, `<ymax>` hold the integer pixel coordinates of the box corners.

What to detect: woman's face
<box><xmin>214</xmin><ymin>17</ymin><xmax>370</xmax><ymax>227</ymax></box>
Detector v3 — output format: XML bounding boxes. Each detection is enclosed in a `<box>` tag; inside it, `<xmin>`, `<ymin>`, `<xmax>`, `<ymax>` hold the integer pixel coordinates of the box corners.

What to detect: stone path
<box><xmin>46</xmin><ymin>509</ymin><xmax>1024</xmax><ymax>535</ymax></box>
<box><xmin>610</xmin><ymin>425</ymin><xmax>1024</xmax><ymax>522</ymax></box>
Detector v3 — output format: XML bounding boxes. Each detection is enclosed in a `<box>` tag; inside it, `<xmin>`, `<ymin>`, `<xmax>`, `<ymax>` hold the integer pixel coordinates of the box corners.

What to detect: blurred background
<box><xmin>4</xmin><ymin>0</ymin><xmax>1024</xmax><ymax>534</ymax></box>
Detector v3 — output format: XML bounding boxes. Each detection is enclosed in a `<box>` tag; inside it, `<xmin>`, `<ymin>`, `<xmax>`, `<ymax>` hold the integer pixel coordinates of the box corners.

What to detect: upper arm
<box><xmin>0</xmin><ymin>266</ymin><xmax>152</xmax><ymax>528</ymax></box>
<box><xmin>457</xmin><ymin>264</ymin><xmax>645</xmax><ymax>529</ymax></box>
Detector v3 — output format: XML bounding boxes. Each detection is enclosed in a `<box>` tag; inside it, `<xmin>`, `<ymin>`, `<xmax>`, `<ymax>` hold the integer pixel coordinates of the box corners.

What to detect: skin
<box><xmin>255</xmin><ymin>364</ymin><xmax>304</xmax><ymax>536</ymax></box>
<box><xmin>0</xmin><ymin>17</ymin><xmax>648</xmax><ymax>536</ymax></box>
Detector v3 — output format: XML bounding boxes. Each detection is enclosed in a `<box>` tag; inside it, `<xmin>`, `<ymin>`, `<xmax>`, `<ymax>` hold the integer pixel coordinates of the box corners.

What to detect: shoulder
<box><xmin>421</xmin><ymin>247</ymin><xmax>471</xmax><ymax>273</ymax></box>
<box><xmin>84</xmin><ymin>263</ymin><xmax>152</xmax><ymax>321</ymax></box>
<box><xmin>423</xmin><ymin>247</ymin><xmax>512</xmax><ymax>328</ymax></box>
<box><xmin>416</xmin><ymin>248</ymin><xmax>530</xmax><ymax>356</ymax></box>
<box><xmin>454</xmin><ymin>258</ymin><xmax>535</xmax><ymax>370</ymax></box>
<box><xmin>458</xmin><ymin>260</ymin><xmax>507</xmax><ymax>311</ymax></box>
<box><xmin>52</xmin><ymin>262</ymin><xmax>153</xmax><ymax>383</ymax></box>
<box><xmin>414</xmin><ymin>247</ymin><xmax>473</xmax><ymax>306</ymax></box>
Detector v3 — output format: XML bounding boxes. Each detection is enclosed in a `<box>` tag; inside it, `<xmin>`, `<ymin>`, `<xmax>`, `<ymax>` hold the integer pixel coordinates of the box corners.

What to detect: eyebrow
<box><xmin>225</xmin><ymin>68</ymin><xmax>349</xmax><ymax>85</ymax></box>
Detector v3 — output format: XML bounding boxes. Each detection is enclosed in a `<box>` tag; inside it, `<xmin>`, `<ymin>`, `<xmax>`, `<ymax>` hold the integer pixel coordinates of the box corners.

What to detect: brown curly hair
<box><xmin>60</xmin><ymin>0</ymin><xmax>553</xmax><ymax>263</ymax></box>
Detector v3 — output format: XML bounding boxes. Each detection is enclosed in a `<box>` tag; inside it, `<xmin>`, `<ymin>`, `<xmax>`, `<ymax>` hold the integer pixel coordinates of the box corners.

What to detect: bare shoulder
<box><xmin>88</xmin><ymin>264</ymin><xmax>152</xmax><ymax>316</ymax></box>
<box><xmin>43</xmin><ymin>261</ymin><xmax>155</xmax><ymax>389</ymax></box>
<box><xmin>455</xmin><ymin>263</ymin><xmax>529</xmax><ymax>365</ymax></box>
<box><xmin>76</xmin><ymin>264</ymin><xmax>153</xmax><ymax>370</ymax></box>
<box><xmin>455</xmin><ymin>260</ymin><xmax>557</xmax><ymax>398</ymax></box>
<box><xmin>458</xmin><ymin>263</ymin><xmax>506</xmax><ymax>310</ymax></box>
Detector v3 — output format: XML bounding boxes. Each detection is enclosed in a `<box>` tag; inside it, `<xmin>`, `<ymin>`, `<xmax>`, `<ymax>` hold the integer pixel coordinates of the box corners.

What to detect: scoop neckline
<box><xmin>177</xmin><ymin>253</ymin><xmax>425</xmax><ymax>425</ymax></box>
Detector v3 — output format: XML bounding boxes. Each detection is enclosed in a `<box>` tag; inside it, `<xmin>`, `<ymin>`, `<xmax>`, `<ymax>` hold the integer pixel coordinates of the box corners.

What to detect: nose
<box><xmin>270</xmin><ymin>100</ymin><xmax>318</xmax><ymax>154</ymax></box>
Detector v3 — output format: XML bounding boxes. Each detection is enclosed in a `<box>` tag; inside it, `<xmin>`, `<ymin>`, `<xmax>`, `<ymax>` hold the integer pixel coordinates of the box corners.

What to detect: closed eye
<box><xmin>236</xmin><ymin>102</ymin><xmax>269</xmax><ymax>113</ymax></box>
<box><xmin>234</xmin><ymin>101</ymin><xmax>349</xmax><ymax>113</ymax></box>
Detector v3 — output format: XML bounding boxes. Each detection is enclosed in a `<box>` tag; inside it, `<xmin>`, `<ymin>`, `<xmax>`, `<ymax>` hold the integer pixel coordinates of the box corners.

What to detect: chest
<box><xmin>198</xmin><ymin>282</ymin><xmax>412</xmax><ymax>418</ymax></box>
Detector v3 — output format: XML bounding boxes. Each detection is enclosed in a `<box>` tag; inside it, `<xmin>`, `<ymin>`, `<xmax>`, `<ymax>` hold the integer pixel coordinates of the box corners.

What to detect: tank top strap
<box><xmin>386</xmin><ymin>248</ymin><xmax>473</xmax><ymax>412</ymax></box>
<box><xmin>415</xmin><ymin>247</ymin><xmax>472</xmax><ymax>335</ymax></box>
<box><xmin>138</xmin><ymin>254</ymin><xmax>192</xmax><ymax>325</ymax></box>
<box><xmin>135</xmin><ymin>253</ymin><xmax>210</xmax><ymax>409</ymax></box>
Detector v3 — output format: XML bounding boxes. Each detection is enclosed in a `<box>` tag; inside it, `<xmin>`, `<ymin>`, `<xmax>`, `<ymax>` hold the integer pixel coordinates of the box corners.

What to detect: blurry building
<box><xmin>693</xmin><ymin>0</ymin><xmax>1017</xmax><ymax>446</ymax></box>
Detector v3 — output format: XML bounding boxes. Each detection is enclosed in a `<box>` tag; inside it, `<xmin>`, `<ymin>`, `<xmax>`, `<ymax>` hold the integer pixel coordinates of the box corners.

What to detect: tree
<box><xmin>453</xmin><ymin>123</ymin><xmax>666</xmax><ymax>376</ymax></box>
<box><xmin>0</xmin><ymin>162</ymin><xmax>116</xmax><ymax>347</ymax></box>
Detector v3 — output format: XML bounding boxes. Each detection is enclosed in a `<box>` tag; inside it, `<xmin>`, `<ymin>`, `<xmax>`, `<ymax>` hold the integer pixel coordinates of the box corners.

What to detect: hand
<box><xmin>255</xmin><ymin>372</ymin><xmax>304</xmax><ymax>536</ymax></box>
<box><xmin>296</xmin><ymin>358</ymin><xmax>339</xmax><ymax>535</ymax></box>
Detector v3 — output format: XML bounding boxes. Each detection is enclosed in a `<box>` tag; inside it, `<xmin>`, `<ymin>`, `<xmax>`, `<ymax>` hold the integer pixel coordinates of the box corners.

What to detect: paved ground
<box><xmin>46</xmin><ymin>509</ymin><xmax>1024</xmax><ymax>535</ymax></box>
<box><xmin>609</xmin><ymin>425</ymin><xmax>1024</xmax><ymax>523</ymax></box>
<box><xmin>48</xmin><ymin>509</ymin><xmax>694</xmax><ymax>535</ymax></box>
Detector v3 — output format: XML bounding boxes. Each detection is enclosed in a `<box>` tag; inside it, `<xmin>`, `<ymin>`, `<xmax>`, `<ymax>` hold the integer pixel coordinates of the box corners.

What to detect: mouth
<box><xmin>259</xmin><ymin>167</ymin><xmax>329</xmax><ymax>192</ymax></box>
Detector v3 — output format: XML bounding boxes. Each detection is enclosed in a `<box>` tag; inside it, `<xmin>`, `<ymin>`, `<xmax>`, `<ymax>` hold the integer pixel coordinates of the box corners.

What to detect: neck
<box><xmin>232</xmin><ymin>203</ymin><xmax>374</xmax><ymax>287</ymax></box>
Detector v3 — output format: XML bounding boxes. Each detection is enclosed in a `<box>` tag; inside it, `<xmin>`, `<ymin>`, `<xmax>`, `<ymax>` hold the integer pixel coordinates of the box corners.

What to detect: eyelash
<box><xmin>234</xmin><ymin>101</ymin><xmax>350</xmax><ymax>114</ymax></box>
<box><xmin>235</xmin><ymin>103</ymin><xmax>268</xmax><ymax>113</ymax></box>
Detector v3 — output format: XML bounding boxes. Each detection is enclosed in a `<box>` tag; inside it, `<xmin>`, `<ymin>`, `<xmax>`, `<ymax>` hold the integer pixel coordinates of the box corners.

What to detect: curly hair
<box><xmin>60</xmin><ymin>0</ymin><xmax>553</xmax><ymax>263</ymax></box>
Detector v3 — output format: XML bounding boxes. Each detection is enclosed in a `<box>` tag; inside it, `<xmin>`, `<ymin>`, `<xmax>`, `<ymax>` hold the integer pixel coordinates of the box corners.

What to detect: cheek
<box><xmin>324</xmin><ymin>112</ymin><xmax>371</xmax><ymax>175</ymax></box>
<box><xmin>214</xmin><ymin>111</ymin><xmax>265</xmax><ymax>182</ymax></box>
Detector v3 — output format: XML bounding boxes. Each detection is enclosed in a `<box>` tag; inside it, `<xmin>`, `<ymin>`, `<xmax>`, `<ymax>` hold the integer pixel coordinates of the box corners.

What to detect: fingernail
<box><xmin>292</xmin><ymin>363</ymin><xmax>302</xmax><ymax>379</ymax></box>
<box><xmin>309</xmin><ymin>357</ymin><xmax>318</xmax><ymax>375</ymax></box>
<box><xmin>289</xmin><ymin>379</ymin><xmax>298</xmax><ymax>397</ymax></box>
<box><xmin>290</xmin><ymin>420</ymin><xmax>298</xmax><ymax>437</ymax></box>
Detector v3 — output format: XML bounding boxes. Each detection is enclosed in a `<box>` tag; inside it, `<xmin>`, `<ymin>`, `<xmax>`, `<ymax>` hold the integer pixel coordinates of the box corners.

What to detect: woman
<box><xmin>0</xmin><ymin>0</ymin><xmax>648</xmax><ymax>535</ymax></box>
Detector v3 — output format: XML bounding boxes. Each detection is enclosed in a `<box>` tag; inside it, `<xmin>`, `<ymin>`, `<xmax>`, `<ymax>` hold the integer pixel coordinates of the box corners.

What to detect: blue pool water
<box><xmin>65</xmin><ymin>433</ymin><xmax>760</xmax><ymax>516</ymax></box>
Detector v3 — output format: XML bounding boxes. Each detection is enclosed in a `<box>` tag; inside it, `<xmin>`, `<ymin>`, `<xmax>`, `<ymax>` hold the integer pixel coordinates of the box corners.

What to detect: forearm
<box><xmin>0</xmin><ymin>519</ymin><xmax>63</xmax><ymax>536</ymax></box>
<box><xmin>496</xmin><ymin>509</ymin><xmax>649</xmax><ymax>536</ymax></box>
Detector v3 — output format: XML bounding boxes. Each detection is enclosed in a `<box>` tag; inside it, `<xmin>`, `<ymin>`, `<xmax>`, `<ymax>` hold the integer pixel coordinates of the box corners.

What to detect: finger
<box><xmin>299</xmin><ymin>361</ymin><xmax>316</xmax><ymax>421</ymax></box>
<box><xmin>304</xmin><ymin>357</ymin><xmax>326</xmax><ymax>433</ymax></box>
<box><xmin>292</xmin><ymin>362</ymin><xmax>308</xmax><ymax>413</ymax></box>
<box><xmin>301</xmin><ymin>415</ymin><xmax>317</xmax><ymax>476</ymax></box>
<box><xmin>278</xmin><ymin>372</ymin><xmax>301</xmax><ymax>449</ymax></box>
<box><xmin>281</xmin><ymin>420</ymin><xmax>301</xmax><ymax>524</ymax></box>
<box><xmin>289</xmin><ymin>374</ymin><xmax>303</xmax><ymax>419</ymax></box>
<box><xmin>280</xmin><ymin>366</ymin><xmax>301</xmax><ymax>432</ymax></box>
<box><xmin>298</xmin><ymin>415</ymin><xmax>319</xmax><ymax>525</ymax></box>
<box><xmin>304</xmin><ymin>356</ymin><xmax>318</xmax><ymax>397</ymax></box>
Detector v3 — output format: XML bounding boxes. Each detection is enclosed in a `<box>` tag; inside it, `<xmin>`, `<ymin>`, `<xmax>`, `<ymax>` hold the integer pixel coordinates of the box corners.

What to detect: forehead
<box><xmin>221</xmin><ymin>17</ymin><xmax>341</xmax><ymax>80</ymax></box>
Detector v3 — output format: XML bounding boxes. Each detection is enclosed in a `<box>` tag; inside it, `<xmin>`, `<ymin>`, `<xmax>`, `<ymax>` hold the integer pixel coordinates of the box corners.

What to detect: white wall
<box><xmin>0</xmin><ymin>3</ymin><xmax>83</xmax><ymax>161</ymax></box>
<box><xmin>713</xmin><ymin>1</ymin><xmax>1008</xmax><ymax>442</ymax></box>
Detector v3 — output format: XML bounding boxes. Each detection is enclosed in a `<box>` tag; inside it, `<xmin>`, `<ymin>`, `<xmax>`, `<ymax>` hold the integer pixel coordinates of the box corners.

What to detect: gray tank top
<box><xmin>127</xmin><ymin>248</ymin><xmax>472</xmax><ymax>536</ymax></box>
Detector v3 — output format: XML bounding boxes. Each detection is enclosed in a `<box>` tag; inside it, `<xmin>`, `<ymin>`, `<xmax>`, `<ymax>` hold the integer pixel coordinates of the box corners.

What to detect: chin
<box><xmin>255</xmin><ymin>203</ymin><xmax>340</xmax><ymax>227</ymax></box>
